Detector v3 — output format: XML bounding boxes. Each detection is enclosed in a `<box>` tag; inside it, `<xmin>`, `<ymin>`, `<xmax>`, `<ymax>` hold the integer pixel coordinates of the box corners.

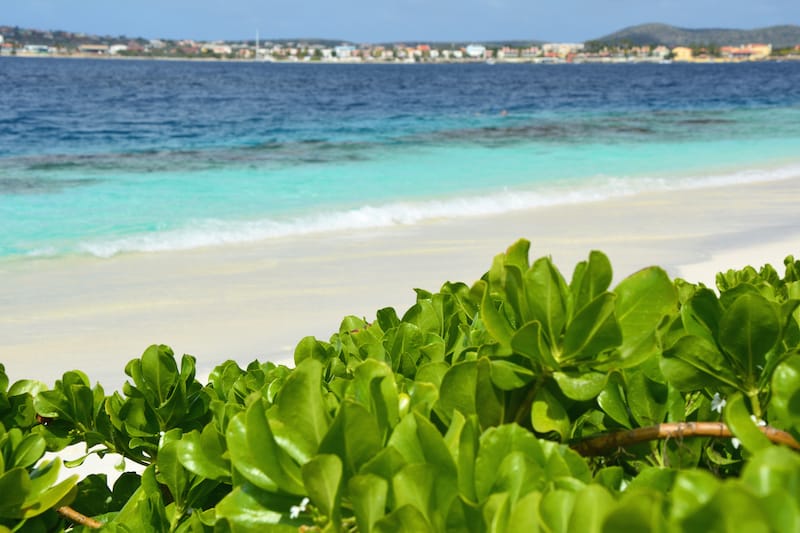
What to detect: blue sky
<box><xmin>5</xmin><ymin>0</ymin><xmax>799</xmax><ymax>43</ymax></box>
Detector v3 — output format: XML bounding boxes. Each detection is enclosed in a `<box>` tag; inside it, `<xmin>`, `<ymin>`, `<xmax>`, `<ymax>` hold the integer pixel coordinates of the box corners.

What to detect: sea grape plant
<box><xmin>1</xmin><ymin>240</ymin><xmax>800</xmax><ymax>531</ymax></box>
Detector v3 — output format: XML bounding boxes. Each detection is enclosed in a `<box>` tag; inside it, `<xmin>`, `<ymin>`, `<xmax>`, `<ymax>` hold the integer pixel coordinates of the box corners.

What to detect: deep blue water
<box><xmin>2</xmin><ymin>57</ymin><xmax>800</xmax><ymax>258</ymax></box>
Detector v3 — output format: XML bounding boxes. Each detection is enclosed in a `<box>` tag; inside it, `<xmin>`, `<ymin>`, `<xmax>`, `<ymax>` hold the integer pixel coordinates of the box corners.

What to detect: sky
<box><xmin>4</xmin><ymin>0</ymin><xmax>800</xmax><ymax>43</ymax></box>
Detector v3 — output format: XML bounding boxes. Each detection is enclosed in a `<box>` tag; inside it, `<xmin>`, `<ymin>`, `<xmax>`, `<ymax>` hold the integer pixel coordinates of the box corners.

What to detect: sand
<box><xmin>2</xmin><ymin>176</ymin><xmax>800</xmax><ymax>390</ymax></box>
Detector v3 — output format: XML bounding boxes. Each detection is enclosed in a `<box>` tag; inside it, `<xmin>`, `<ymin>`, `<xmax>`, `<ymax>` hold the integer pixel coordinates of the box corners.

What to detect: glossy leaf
<box><xmin>561</xmin><ymin>293</ymin><xmax>621</xmax><ymax>363</ymax></box>
<box><xmin>524</xmin><ymin>257</ymin><xmax>568</xmax><ymax>348</ymax></box>
<box><xmin>661</xmin><ymin>335</ymin><xmax>740</xmax><ymax>392</ymax></box>
<box><xmin>719</xmin><ymin>293</ymin><xmax>780</xmax><ymax>385</ymax></box>
<box><xmin>770</xmin><ymin>355</ymin><xmax>800</xmax><ymax>431</ymax></box>
<box><xmin>614</xmin><ymin>266</ymin><xmax>677</xmax><ymax>363</ymax></box>
<box><xmin>724</xmin><ymin>393</ymin><xmax>771</xmax><ymax>453</ymax></box>
<box><xmin>553</xmin><ymin>371</ymin><xmax>608</xmax><ymax>401</ymax></box>
<box><xmin>349</xmin><ymin>473</ymin><xmax>388</xmax><ymax>533</ymax></box>
<box><xmin>532</xmin><ymin>386</ymin><xmax>570</xmax><ymax>440</ymax></box>
<box><xmin>226</xmin><ymin>398</ymin><xmax>304</xmax><ymax>494</ymax></box>
<box><xmin>268</xmin><ymin>358</ymin><xmax>330</xmax><ymax>463</ymax></box>
<box><xmin>570</xmin><ymin>251</ymin><xmax>613</xmax><ymax>316</ymax></box>
<box><xmin>302</xmin><ymin>454</ymin><xmax>342</xmax><ymax>526</ymax></box>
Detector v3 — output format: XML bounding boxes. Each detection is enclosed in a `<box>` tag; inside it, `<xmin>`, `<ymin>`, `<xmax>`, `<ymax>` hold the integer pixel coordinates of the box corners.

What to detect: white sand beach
<box><xmin>2</xmin><ymin>176</ymin><xmax>799</xmax><ymax>390</ymax></box>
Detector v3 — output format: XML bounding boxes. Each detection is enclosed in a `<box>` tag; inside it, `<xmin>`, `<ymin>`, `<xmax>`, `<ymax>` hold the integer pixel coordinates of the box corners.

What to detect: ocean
<box><xmin>2</xmin><ymin>57</ymin><xmax>800</xmax><ymax>261</ymax></box>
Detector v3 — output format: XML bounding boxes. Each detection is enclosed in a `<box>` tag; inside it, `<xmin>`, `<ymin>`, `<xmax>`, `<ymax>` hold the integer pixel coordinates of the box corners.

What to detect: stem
<box><xmin>57</xmin><ymin>506</ymin><xmax>103</xmax><ymax>529</ymax></box>
<box><xmin>748</xmin><ymin>391</ymin><xmax>763</xmax><ymax>420</ymax></box>
<box><xmin>571</xmin><ymin>422</ymin><xmax>800</xmax><ymax>457</ymax></box>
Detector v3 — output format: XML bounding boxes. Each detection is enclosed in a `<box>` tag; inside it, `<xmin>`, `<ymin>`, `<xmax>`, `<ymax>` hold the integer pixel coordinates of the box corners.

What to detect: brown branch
<box><xmin>56</xmin><ymin>506</ymin><xmax>103</xmax><ymax>529</ymax></box>
<box><xmin>571</xmin><ymin>421</ymin><xmax>800</xmax><ymax>457</ymax></box>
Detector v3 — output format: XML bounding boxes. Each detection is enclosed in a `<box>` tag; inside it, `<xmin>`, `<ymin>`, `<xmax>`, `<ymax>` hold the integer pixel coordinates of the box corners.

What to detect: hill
<box><xmin>590</xmin><ymin>23</ymin><xmax>800</xmax><ymax>48</ymax></box>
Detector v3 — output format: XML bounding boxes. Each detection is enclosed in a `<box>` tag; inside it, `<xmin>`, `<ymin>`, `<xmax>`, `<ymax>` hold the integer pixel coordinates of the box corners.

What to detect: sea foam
<box><xmin>76</xmin><ymin>162</ymin><xmax>800</xmax><ymax>258</ymax></box>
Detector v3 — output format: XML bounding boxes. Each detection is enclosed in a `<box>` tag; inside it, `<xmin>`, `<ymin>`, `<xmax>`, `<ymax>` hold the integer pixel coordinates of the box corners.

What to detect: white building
<box><xmin>334</xmin><ymin>45</ymin><xmax>356</xmax><ymax>58</ymax></box>
<box><xmin>23</xmin><ymin>44</ymin><xmax>51</xmax><ymax>54</ymax></box>
<box><xmin>109</xmin><ymin>44</ymin><xmax>129</xmax><ymax>55</ymax></box>
<box><xmin>465</xmin><ymin>44</ymin><xmax>486</xmax><ymax>58</ymax></box>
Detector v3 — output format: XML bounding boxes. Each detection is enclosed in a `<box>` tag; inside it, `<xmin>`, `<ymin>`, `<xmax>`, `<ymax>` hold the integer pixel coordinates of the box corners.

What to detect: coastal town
<box><xmin>2</xmin><ymin>25</ymin><xmax>800</xmax><ymax>63</ymax></box>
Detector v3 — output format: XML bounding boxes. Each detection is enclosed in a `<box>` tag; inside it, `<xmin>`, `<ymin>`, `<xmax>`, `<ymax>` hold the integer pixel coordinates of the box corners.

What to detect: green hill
<box><xmin>590</xmin><ymin>23</ymin><xmax>800</xmax><ymax>48</ymax></box>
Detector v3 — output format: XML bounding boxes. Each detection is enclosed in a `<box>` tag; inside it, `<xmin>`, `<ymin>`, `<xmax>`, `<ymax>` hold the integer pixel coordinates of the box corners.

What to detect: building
<box><xmin>671</xmin><ymin>46</ymin><xmax>693</xmax><ymax>62</ymax></box>
<box><xmin>334</xmin><ymin>45</ymin><xmax>356</xmax><ymax>59</ymax></box>
<box><xmin>78</xmin><ymin>44</ymin><xmax>109</xmax><ymax>55</ymax></box>
<box><xmin>720</xmin><ymin>43</ymin><xmax>772</xmax><ymax>61</ymax></box>
<box><xmin>465</xmin><ymin>44</ymin><xmax>486</xmax><ymax>58</ymax></box>
<box><xmin>23</xmin><ymin>44</ymin><xmax>50</xmax><ymax>54</ymax></box>
<box><xmin>542</xmin><ymin>43</ymin><xmax>584</xmax><ymax>57</ymax></box>
<box><xmin>653</xmin><ymin>45</ymin><xmax>670</xmax><ymax>59</ymax></box>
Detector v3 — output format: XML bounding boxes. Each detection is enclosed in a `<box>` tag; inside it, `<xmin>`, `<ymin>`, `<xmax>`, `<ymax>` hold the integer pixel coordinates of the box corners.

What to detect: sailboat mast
<box><xmin>255</xmin><ymin>30</ymin><xmax>259</xmax><ymax>61</ymax></box>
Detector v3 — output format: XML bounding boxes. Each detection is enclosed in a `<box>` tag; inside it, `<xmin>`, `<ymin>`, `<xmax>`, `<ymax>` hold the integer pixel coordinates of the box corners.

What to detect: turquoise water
<box><xmin>2</xmin><ymin>59</ymin><xmax>800</xmax><ymax>259</ymax></box>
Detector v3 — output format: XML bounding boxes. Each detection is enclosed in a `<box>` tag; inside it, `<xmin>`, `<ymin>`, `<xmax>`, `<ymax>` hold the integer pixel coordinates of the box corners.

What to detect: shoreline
<box><xmin>5</xmin><ymin>53</ymin><xmax>800</xmax><ymax>65</ymax></box>
<box><xmin>4</xmin><ymin>156</ymin><xmax>800</xmax><ymax>264</ymax></box>
<box><xmin>2</xmin><ymin>175</ymin><xmax>799</xmax><ymax>390</ymax></box>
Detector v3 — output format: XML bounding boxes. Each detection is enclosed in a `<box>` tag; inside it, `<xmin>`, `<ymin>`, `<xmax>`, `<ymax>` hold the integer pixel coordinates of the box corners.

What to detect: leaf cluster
<box><xmin>2</xmin><ymin>241</ymin><xmax>800</xmax><ymax>531</ymax></box>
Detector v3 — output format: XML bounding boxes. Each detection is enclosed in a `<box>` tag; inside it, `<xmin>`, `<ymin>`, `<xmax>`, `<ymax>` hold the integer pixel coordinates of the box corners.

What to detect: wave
<box><xmin>72</xmin><ymin>161</ymin><xmax>800</xmax><ymax>259</ymax></box>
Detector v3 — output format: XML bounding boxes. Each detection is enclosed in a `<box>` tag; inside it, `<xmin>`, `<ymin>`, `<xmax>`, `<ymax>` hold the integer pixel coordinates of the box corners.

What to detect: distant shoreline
<box><xmin>5</xmin><ymin>52</ymin><xmax>800</xmax><ymax>65</ymax></box>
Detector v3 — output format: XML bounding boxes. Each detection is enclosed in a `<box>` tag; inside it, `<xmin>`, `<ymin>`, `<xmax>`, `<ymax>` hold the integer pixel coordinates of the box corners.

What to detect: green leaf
<box><xmin>479</xmin><ymin>281</ymin><xmax>514</xmax><ymax>350</ymax></box>
<box><xmin>71</xmin><ymin>474</ymin><xmax>112</xmax><ymax>518</ymax></box>
<box><xmin>724</xmin><ymin>393</ymin><xmax>771</xmax><ymax>453</ymax></box>
<box><xmin>177</xmin><ymin>424</ymin><xmax>230</xmax><ymax>481</ymax></box>
<box><xmin>524</xmin><ymin>257</ymin><xmax>568</xmax><ymax>348</ymax></box>
<box><xmin>293</xmin><ymin>336</ymin><xmax>334</xmax><ymax>365</ymax></box>
<box><xmin>511</xmin><ymin>321</ymin><xmax>559</xmax><ymax>371</ymax></box>
<box><xmin>532</xmin><ymin>387</ymin><xmax>570</xmax><ymax>440</ymax></box>
<box><xmin>552</xmin><ymin>371</ymin><xmax>608</xmax><ymax>401</ymax></box>
<box><xmin>269</xmin><ymin>358</ymin><xmax>330</xmax><ymax>463</ymax></box>
<box><xmin>302</xmin><ymin>454</ymin><xmax>342</xmax><ymax>527</ymax></box>
<box><xmin>661</xmin><ymin>335</ymin><xmax>741</xmax><ymax>392</ymax></box>
<box><xmin>614</xmin><ymin>266</ymin><xmax>677</xmax><ymax>363</ymax></box>
<box><xmin>348</xmin><ymin>474</ymin><xmax>388</xmax><ymax>533</ymax></box>
<box><xmin>507</xmin><ymin>491</ymin><xmax>542</xmax><ymax>532</ymax></box>
<box><xmin>9</xmin><ymin>433</ymin><xmax>46</xmax><ymax>470</ymax></box>
<box><xmin>505</xmin><ymin>239</ymin><xmax>531</xmax><ymax>272</ymax></box>
<box><xmin>570</xmin><ymin>251</ymin><xmax>613</xmax><ymax>315</ymax></box>
<box><xmin>670</xmin><ymin>469</ymin><xmax>721</xmax><ymax>523</ymax></box>
<box><xmin>597</xmin><ymin>374</ymin><xmax>631</xmax><ymax>429</ymax></box>
<box><xmin>482</xmin><ymin>492</ymin><xmax>512</xmax><ymax>533</ymax></box>
<box><xmin>681</xmin><ymin>288</ymin><xmax>723</xmax><ymax>345</ymax></box>
<box><xmin>318</xmin><ymin>400</ymin><xmax>382</xmax><ymax>480</ymax></box>
<box><xmin>719</xmin><ymin>293</ymin><xmax>780</xmax><ymax>386</ymax></box>
<box><xmin>226</xmin><ymin>398</ymin><xmax>304</xmax><ymax>494</ymax></box>
<box><xmin>0</xmin><ymin>468</ymin><xmax>30</xmax><ymax>518</ymax></box>
<box><xmin>539</xmin><ymin>489</ymin><xmax>575</xmax><ymax>533</ymax></box>
<box><xmin>626</xmin><ymin>371</ymin><xmax>668</xmax><ymax>427</ymax></box>
<box><xmin>567</xmin><ymin>484</ymin><xmax>614</xmax><ymax>533</ymax></box>
<box><xmin>489</xmin><ymin>360</ymin><xmax>535</xmax><ymax>390</ymax></box>
<box><xmin>474</xmin><ymin>425</ymin><xmax>545</xmax><ymax>502</ymax></box>
<box><xmin>602</xmin><ymin>489</ymin><xmax>665</xmax><ymax>533</ymax></box>
<box><xmin>373</xmin><ymin>504</ymin><xmax>434</xmax><ymax>533</ymax></box>
<box><xmin>215</xmin><ymin>483</ymin><xmax>301</xmax><ymax>532</ymax></box>
<box><xmin>562</xmin><ymin>293</ymin><xmax>621</xmax><ymax>363</ymax></box>
<box><xmin>741</xmin><ymin>446</ymin><xmax>800</xmax><ymax>504</ymax></box>
<box><xmin>770</xmin><ymin>355</ymin><xmax>800</xmax><ymax>431</ymax></box>
<box><xmin>434</xmin><ymin>358</ymin><xmax>503</xmax><ymax>430</ymax></box>
<box><xmin>392</xmin><ymin>463</ymin><xmax>438</xmax><ymax>526</ymax></box>
<box><xmin>491</xmin><ymin>452</ymin><xmax>545</xmax><ymax>504</ymax></box>
<box><xmin>346</xmin><ymin>359</ymin><xmax>400</xmax><ymax>439</ymax></box>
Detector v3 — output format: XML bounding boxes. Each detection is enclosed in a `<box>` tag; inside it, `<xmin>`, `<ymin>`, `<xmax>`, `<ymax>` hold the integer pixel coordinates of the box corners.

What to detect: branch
<box><xmin>571</xmin><ymin>421</ymin><xmax>800</xmax><ymax>457</ymax></box>
<box><xmin>56</xmin><ymin>506</ymin><xmax>103</xmax><ymax>529</ymax></box>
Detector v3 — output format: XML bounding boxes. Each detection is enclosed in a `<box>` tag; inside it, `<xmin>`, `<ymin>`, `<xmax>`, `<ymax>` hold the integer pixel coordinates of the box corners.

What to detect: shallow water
<box><xmin>2</xmin><ymin>58</ymin><xmax>800</xmax><ymax>259</ymax></box>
